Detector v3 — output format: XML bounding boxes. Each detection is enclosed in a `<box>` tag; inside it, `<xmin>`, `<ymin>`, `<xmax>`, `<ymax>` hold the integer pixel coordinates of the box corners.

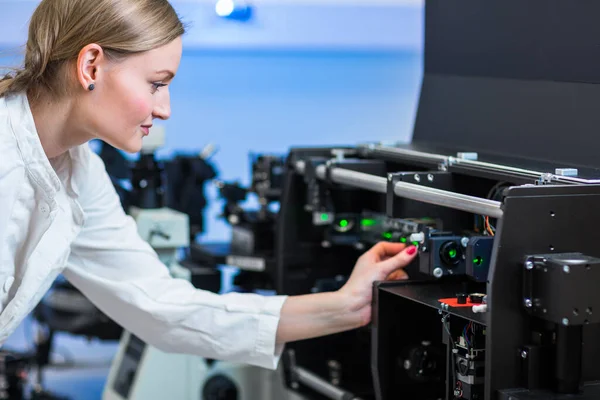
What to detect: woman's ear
<box><xmin>76</xmin><ymin>43</ymin><xmax>104</xmax><ymax>91</ymax></box>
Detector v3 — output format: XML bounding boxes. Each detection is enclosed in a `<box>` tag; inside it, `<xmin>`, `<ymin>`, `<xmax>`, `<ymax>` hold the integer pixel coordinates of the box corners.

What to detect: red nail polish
<box><xmin>407</xmin><ymin>246</ymin><xmax>417</xmax><ymax>255</ymax></box>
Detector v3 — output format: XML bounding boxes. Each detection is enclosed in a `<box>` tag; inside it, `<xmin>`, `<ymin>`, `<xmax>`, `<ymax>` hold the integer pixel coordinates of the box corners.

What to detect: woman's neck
<box><xmin>28</xmin><ymin>91</ymin><xmax>90</xmax><ymax>159</ymax></box>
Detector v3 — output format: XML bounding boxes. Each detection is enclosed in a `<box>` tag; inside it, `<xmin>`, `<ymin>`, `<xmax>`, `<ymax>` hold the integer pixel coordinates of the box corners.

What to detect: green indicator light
<box><xmin>382</xmin><ymin>232</ymin><xmax>393</xmax><ymax>240</ymax></box>
<box><xmin>474</xmin><ymin>256</ymin><xmax>483</xmax><ymax>266</ymax></box>
<box><xmin>361</xmin><ymin>219</ymin><xmax>376</xmax><ymax>227</ymax></box>
<box><xmin>400</xmin><ymin>237</ymin><xmax>407</xmax><ymax>243</ymax></box>
<box><xmin>339</xmin><ymin>219</ymin><xmax>349</xmax><ymax>228</ymax></box>
<box><xmin>448</xmin><ymin>249</ymin><xmax>457</xmax><ymax>258</ymax></box>
<box><xmin>320</xmin><ymin>213</ymin><xmax>329</xmax><ymax>221</ymax></box>
<box><xmin>412</xmin><ymin>241</ymin><xmax>419</xmax><ymax>246</ymax></box>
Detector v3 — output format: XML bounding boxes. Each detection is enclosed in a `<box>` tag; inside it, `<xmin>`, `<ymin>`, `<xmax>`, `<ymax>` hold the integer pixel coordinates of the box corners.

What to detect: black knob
<box><xmin>202</xmin><ymin>375</ymin><xmax>238</xmax><ymax>400</ymax></box>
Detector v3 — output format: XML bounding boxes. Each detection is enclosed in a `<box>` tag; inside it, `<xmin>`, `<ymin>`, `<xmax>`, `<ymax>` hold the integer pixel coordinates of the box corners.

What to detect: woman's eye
<box><xmin>151</xmin><ymin>82</ymin><xmax>167</xmax><ymax>93</ymax></box>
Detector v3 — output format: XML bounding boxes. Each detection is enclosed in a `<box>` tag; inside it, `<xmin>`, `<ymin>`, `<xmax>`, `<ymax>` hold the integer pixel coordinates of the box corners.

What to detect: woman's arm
<box><xmin>276</xmin><ymin>242</ymin><xmax>417</xmax><ymax>344</ymax></box>
<box><xmin>65</xmin><ymin>147</ymin><xmax>417</xmax><ymax>370</ymax></box>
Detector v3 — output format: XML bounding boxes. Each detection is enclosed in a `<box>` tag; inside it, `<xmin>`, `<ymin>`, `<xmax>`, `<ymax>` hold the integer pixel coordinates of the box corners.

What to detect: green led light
<box><xmin>412</xmin><ymin>241</ymin><xmax>419</xmax><ymax>246</ymax></box>
<box><xmin>382</xmin><ymin>232</ymin><xmax>393</xmax><ymax>240</ymax></box>
<box><xmin>339</xmin><ymin>219</ymin><xmax>349</xmax><ymax>228</ymax></box>
<box><xmin>361</xmin><ymin>218</ymin><xmax>377</xmax><ymax>227</ymax></box>
<box><xmin>400</xmin><ymin>237</ymin><xmax>407</xmax><ymax>243</ymax></box>
<box><xmin>320</xmin><ymin>213</ymin><xmax>329</xmax><ymax>221</ymax></box>
<box><xmin>473</xmin><ymin>256</ymin><xmax>483</xmax><ymax>266</ymax></box>
<box><xmin>448</xmin><ymin>249</ymin><xmax>457</xmax><ymax>258</ymax></box>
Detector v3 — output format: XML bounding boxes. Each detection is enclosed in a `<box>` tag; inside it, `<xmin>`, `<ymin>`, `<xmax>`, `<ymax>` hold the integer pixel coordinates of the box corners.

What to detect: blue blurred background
<box><xmin>0</xmin><ymin>0</ymin><xmax>423</xmax><ymax>398</ymax></box>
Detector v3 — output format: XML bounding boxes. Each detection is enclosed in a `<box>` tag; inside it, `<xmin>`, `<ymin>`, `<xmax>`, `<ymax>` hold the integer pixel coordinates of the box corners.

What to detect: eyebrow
<box><xmin>156</xmin><ymin>70</ymin><xmax>175</xmax><ymax>80</ymax></box>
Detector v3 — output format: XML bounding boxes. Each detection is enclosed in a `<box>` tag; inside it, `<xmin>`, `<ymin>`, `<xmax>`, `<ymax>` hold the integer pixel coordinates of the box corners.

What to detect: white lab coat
<box><xmin>0</xmin><ymin>92</ymin><xmax>287</xmax><ymax>370</ymax></box>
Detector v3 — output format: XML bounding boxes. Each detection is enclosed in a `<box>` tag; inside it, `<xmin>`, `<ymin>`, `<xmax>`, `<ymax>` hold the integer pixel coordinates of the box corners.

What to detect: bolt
<box><xmin>521</xmin><ymin>350</ymin><xmax>528</xmax><ymax>359</ymax></box>
<box><xmin>562</xmin><ymin>318</ymin><xmax>569</xmax><ymax>326</ymax></box>
<box><xmin>414</xmin><ymin>174</ymin><xmax>421</xmax><ymax>182</ymax></box>
<box><xmin>525</xmin><ymin>260</ymin><xmax>534</xmax><ymax>270</ymax></box>
<box><xmin>403</xmin><ymin>360</ymin><xmax>411</xmax><ymax>370</ymax></box>
<box><xmin>524</xmin><ymin>298</ymin><xmax>532</xmax><ymax>308</ymax></box>
<box><xmin>427</xmin><ymin>174</ymin><xmax>434</xmax><ymax>182</ymax></box>
<box><xmin>433</xmin><ymin>268</ymin><xmax>444</xmax><ymax>278</ymax></box>
<box><xmin>563</xmin><ymin>265</ymin><xmax>570</xmax><ymax>274</ymax></box>
<box><xmin>461</xmin><ymin>237</ymin><xmax>469</xmax><ymax>247</ymax></box>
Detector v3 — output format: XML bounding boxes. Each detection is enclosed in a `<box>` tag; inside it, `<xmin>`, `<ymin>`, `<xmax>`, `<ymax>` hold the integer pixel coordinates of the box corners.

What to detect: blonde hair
<box><xmin>0</xmin><ymin>0</ymin><xmax>185</xmax><ymax>98</ymax></box>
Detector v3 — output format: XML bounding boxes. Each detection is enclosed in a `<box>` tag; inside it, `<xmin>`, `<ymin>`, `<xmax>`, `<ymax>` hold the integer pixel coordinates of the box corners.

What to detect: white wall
<box><xmin>0</xmin><ymin>0</ymin><xmax>423</xmax><ymax>51</ymax></box>
<box><xmin>0</xmin><ymin>0</ymin><xmax>424</xmax><ymax>242</ymax></box>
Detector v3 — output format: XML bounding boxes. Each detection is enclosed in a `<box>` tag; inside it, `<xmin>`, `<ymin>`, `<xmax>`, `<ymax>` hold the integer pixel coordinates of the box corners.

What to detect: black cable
<box><xmin>442</xmin><ymin>314</ymin><xmax>458</xmax><ymax>398</ymax></box>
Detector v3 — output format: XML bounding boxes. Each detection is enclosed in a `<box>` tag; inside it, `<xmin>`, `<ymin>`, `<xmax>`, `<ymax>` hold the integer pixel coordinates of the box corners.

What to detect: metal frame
<box><xmin>277</xmin><ymin>144</ymin><xmax>600</xmax><ymax>400</ymax></box>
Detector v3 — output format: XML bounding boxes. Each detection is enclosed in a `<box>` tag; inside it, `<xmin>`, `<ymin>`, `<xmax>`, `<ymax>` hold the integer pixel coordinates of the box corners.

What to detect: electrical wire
<box><xmin>443</xmin><ymin>314</ymin><xmax>458</xmax><ymax>394</ymax></box>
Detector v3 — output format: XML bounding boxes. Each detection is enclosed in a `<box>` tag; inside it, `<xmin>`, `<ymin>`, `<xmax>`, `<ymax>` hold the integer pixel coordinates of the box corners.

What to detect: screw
<box><xmin>562</xmin><ymin>318</ymin><xmax>569</xmax><ymax>326</ymax></box>
<box><xmin>521</xmin><ymin>350</ymin><xmax>528</xmax><ymax>359</ymax></box>
<box><xmin>354</xmin><ymin>242</ymin><xmax>365</xmax><ymax>251</ymax></box>
<box><xmin>461</xmin><ymin>237</ymin><xmax>469</xmax><ymax>247</ymax></box>
<box><xmin>433</xmin><ymin>268</ymin><xmax>443</xmax><ymax>278</ymax></box>
<box><xmin>427</xmin><ymin>174</ymin><xmax>434</xmax><ymax>182</ymax></box>
<box><xmin>403</xmin><ymin>360</ymin><xmax>411</xmax><ymax>370</ymax></box>
<box><xmin>388</xmin><ymin>174</ymin><xmax>393</xmax><ymax>182</ymax></box>
<box><xmin>563</xmin><ymin>265</ymin><xmax>570</xmax><ymax>274</ymax></box>
<box><xmin>291</xmin><ymin>382</ymin><xmax>300</xmax><ymax>389</ymax></box>
<box><xmin>524</xmin><ymin>298</ymin><xmax>532</xmax><ymax>308</ymax></box>
<box><xmin>321</xmin><ymin>241</ymin><xmax>331</xmax><ymax>248</ymax></box>
<box><xmin>525</xmin><ymin>260</ymin><xmax>534</xmax><ymax>270</ymax></box>
<box><xmin>414</xmin><ymin>174</ymin><xmax>421</xmax><ymax>182</ymax></box>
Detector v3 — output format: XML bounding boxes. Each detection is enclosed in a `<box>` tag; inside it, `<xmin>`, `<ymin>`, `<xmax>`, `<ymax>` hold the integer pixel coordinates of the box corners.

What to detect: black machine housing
<box><xmin>259</xmin><ymin>1</ymin><xmax>600</xmax><ymax>400</ymax></box>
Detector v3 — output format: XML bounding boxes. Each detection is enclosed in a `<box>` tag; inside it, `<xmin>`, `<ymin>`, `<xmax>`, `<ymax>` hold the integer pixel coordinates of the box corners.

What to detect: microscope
<box><xmin>102</xmin><ymin>127</ymin><xmax>207</xmax><ymax>400</ymax></box>
<box><xmin>101</xmin><ymin>129</ymin><xmax>294</xmax><ymax>400</ymax></box>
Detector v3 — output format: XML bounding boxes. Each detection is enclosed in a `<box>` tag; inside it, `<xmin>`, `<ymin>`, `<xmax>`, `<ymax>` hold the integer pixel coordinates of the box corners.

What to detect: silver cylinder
<box><xmin>394</xmin><ymin>181</ymin><xmax>503</xmax><ymax>218</ymax></box>
<box><xmin>295</xmin><ymin>366</ymin><xmax>360</xmax><ymax>400</ymax></box>
<box><xmin>315</xmin><ymin>165</ymin><xmax>387</xmax><ymax>194</ymax></box>
<box><xmin>295</xmin><ymin>160</ymin><xmax>306</xmax><ymax>174</ymax></box>
<box><xmin>297</xmin><ymin>161</ymin><xmax>503</xmax><ymax>218</ymax></box>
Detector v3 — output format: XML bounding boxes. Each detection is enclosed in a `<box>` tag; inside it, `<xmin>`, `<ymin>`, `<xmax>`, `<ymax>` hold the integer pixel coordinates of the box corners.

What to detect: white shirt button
<box><xmin>39</xmin><ymin>203</ymin><xmax>49</xmax><ymax>214</ymax></box>
<box><xmin>3</xmin><ymin>276</ymin><xmax>14</xmax><ymax>293</ymax></box>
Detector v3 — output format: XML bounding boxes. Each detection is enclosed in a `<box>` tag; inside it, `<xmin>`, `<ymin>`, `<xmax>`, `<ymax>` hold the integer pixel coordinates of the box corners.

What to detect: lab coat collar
<box><xmin>5</xmin><ymin>92</ymin><xmax>61</xmax><ymax>200</ymax></box>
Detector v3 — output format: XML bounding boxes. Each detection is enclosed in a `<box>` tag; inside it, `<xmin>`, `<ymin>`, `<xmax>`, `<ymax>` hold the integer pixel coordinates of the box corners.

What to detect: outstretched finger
<box><xmin>378</xmin><ymin>245</ymin><xmax>418</xmax><ymax>277</ymax></box>
<box><xmin>368</xmin><ymin>241</ymin><xmax>407</xmax><ymax>260</ymax></box>
<box><xmin>387</xmin><ymin>269</ymin><xmax>409</xmax><ymax>281</ymax></box>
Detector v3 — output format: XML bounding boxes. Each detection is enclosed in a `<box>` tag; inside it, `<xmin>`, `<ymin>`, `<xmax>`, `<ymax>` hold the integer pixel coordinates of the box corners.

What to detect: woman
<box><xmin>0</xmin><ymin>0</ymin><xmax>417</xmax><ymax>370</ymax></box>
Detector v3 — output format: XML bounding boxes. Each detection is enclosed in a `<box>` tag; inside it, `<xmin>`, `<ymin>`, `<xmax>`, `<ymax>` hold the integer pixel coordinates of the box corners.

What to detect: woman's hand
<box><xmin>338</xmin><ymin>242</ymin><xmax>418</xmax><ymax>328</ymax></box>
<box><xmin>276</xmin><ymin>242</ymin><xmax>417</xmax><ymax>345</ymax></box>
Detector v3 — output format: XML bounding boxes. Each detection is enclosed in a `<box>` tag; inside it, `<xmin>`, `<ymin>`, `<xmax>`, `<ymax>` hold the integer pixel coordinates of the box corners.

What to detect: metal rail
<box><xmin>295</xmin><ymin>161</ymin><xmax>503</xmax><ymax>218</ymax></box>
<box><xmin>295</xmin><ymin>366</ymin><xmax>363</xmax><ymax>400</ymax></box>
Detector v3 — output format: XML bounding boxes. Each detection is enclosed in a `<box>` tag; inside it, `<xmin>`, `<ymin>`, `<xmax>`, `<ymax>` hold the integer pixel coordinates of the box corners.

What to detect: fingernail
<box><xmin>406</xmin><ymin>245</ymin><xmax>417</xmax><ymax>255</ymax></box>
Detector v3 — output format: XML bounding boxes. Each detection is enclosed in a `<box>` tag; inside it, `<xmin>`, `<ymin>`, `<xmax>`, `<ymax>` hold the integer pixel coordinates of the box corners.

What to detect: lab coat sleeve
<box><xmin>62</xmin><ymin>149</ymin><xmax>287</xmax><ymax>370</ymax></box>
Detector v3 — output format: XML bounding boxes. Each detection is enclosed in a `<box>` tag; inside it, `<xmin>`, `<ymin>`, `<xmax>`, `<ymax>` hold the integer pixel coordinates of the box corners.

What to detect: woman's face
<box><xmin>81</xmin><ymin>37</ymin><xmax>182</xmax><ymax>153</ymax></box>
